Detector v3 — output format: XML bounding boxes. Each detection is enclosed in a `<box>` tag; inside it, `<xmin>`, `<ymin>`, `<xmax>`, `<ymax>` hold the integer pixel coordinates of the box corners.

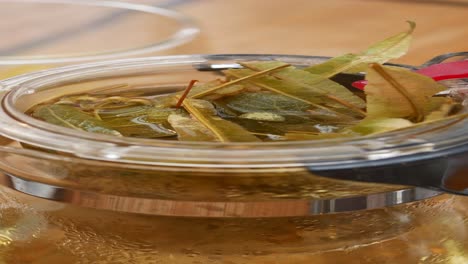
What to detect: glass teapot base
<box><xmin>1</xmin><ymin>187</ymin><xmax>467</xmax><ymax>263</ymax></box>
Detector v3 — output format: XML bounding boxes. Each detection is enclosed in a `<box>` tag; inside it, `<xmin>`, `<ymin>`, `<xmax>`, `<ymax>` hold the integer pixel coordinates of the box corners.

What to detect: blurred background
<box><xmin>150</xmin><ymin>0</ymin><xmax>468</xmax><ymax>65</ymax></box>
<box><xmin>0</xmin><ymin>0</ymin><xmax>467</xmax><ymax>74</ymax></box>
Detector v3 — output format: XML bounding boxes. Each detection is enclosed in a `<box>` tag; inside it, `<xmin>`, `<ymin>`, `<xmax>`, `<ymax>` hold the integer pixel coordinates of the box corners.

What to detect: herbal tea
<box><xmin>27</xmin><ymin>22</ymin><xmax>463</xmax><ymax>142</ymax></box>
<box><xmin>2</xmin><ymin>21</ymin><xmax>468</xmax><ymax>264</ymax></box>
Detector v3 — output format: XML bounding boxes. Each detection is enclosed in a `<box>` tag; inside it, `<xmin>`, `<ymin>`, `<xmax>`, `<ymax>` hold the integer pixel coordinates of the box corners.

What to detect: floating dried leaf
<box><xmin>223</xmin><ymin>92</ymin><xmax>310</xmax><ymax>115</ymax></box>
<box><xmin>305</xmin><ymin>21</ymin><xmax>415</xmax><ymax>77</ymax></box>
<box><xmin>183</xmin><ymin>99</ymin><xmax>261</xmax><ymax>142</ymax></box>
<box><xmin>351</xmin><ymin>118</ymin><xmax>413</xmax><ymax>135</ymax></box>
<box><xmin>284</xmin><ymin>132</ymin><xmax>353</xmax><ymax>141</ymax></box>
<box><xmin>364</xmin><ymin>64</ymin><xmax>448</xmax><ymax>122</ymax></box>
<box><xmin>425</xmin><ymin>103</ymin><xmax>461</xmax><ymax>121</ymax></box>
<box><xmin>191</xmin><ymin>64</ymin><xmax>291</xmax><ymax>98</ymax></box>
<box><xmin>106</xmin><ymin>115</ymin><xmax>176</xmax><ymax>138</ymax></box>
<box><xmin>32</xmin><ymin>105</ymin><xmax>122</xmax><ymax>136</ymax></box>
<box><xmin>168</xmin><ymin>113</ymin><xmax>218</xmax><ymax>141</ymax></box>
<box><xmin>239</xmin><ymin>112</ymin><xmax>285</xmax><ymax>122</ymax></box>
<box><xmin>227</xmin><ymin>61</ymin><xmax>366</xmax><ymax>116</ymax></box>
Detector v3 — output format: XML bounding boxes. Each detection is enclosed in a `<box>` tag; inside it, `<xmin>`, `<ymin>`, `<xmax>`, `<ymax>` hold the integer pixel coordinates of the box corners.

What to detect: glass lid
<box><xmin>0</xmin><ymin>0</ymin><xmax>198</xmax><ymax>65</ymax></box>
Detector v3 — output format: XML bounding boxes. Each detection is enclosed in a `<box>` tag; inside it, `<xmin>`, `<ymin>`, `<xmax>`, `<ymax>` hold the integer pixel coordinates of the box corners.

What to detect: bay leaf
<box><xmin>230</xmin><ymin>118</ymin><xmax>322</xmax><ymax>136</ymax></box>
<box><xmin>364</xmin><ymin>64</ymin><xmax>448</xmax><ymax>122</ymax></box>
<box><xmin>351</xmin><ymin>117</ymin><xmax>413</xmax><ymax>135</ymax></box>
<box><xmin>97</xmin><ymin>105</ymin><xmax>151</xmax><ymax>119</ymax></box>
<box><xmin>223</xmin><ymin>92</ymin><xmax>310</xmax><ymax>114</ymax></box>
<box><xmin>167</xmin><ymin>113</ymin><xmax>218</xmax><ymax>142</ymax></box>
<box><xmin>226</xmin><ymin>61</ymin><xmax>366</xmax><ymax>116</ymax></box>
<box><xmin>304</xmin><ymin>21</ymin><xmax>415</xmax><ymax>77</ymax></box>
<box><xmin>200</xmin><ymin>84</ymin><xmax>246</xmax><ymax>100</ymax></box>
<box><xmin>99</xmin><ymin>106</ymin><xmax>181</xmax><ymax>138</ymax></box>
<box><xmin>93</xmin><ymin>96</ymin><xmax>151</xmax><ymax>110</ymax></box>
<box><xmin>306</xmin><ymin>108</ymin><xmax>361</xmax><ymax>124</ymax></box>
<box><xmin>228</xmin><ymin>118</ymin><xmax>292</xmax><ymax>135</ymax></box>
<box><xmin>187</xmin><ymin>79</ymin><xmax>224</xmax><ymax>97</ymax></box>
<box><xmin>98</xmin><ymin>105</ymin><xmax>181</xmax><ymax>120</ymax></box>
<box><xmin>183</xmin><ymin>99</ymin><xmax>261</xmax><ymax>142</ymax></box>
<box><xmin>163</xmin><ymin>80</ymin><xmax>243</xmax><ymax>107</ymax></box>
<box><xmin>190</xmin><ymin>64</ymin><xmax>290</xmax><ymax>99</ymax></box>
<box><xmin>239</xmin><ymin>112</ymin><xmax>285</xmax><ymax>122</ymax></box>
<box><xmin>212</xmin><ymin>101</ymin><xmax>239</xmax><ymax>118</ymax></box>
<box><xmin>32</xmin><ymin>104</ymin><xmax>122</xmax><ymax>136</ymax></box>
<box><xmin>284</xmin><ymin>132</ymin><xmax>353</xmax><ymax>141</ymax></box>
<box><xmin>168</xmin><ymin>79</ymin><xmax>223</xmax><ymax>103</ymax></box>
<box><xmin>425</xmin><ymin>102</ymin><xmax>461</xmax><ymax>121</ymax></box>
<box><xmin>146</xmin><ymin>108</ymin><xmax>185</xmax><ymax>122</ymax></box>
<box><xmin>152</xmin><ymin>93</ymin><xmax>179</xmax><ymax>108</ymax></box>
<box><xmin>106</xmin><ymin>115</ymin><xmax>176</xmax><ymax>138</ymax></box>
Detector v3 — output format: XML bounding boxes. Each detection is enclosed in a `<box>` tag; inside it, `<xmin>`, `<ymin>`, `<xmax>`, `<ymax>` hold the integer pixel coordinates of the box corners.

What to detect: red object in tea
<box><xmin>352</xmin><ymin>60</ymin><xmax>468</xmax><ymax>90</ymax></box>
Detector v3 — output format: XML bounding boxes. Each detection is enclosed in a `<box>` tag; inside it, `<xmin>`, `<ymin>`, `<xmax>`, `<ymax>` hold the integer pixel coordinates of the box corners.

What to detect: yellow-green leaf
<box><xmin>98</xmin><ymin>106</ymin><xmax>181</xmax><ymax>138</ymax></box>
<box><xmin>239</xmin><ymin>112</ymin><xmax>285</xmax><ymax>122</ymax></box>
<box><xmin>105</xmin><ymin>115</ymin><xmax>176</xmax><ymax>138</ymax></box>
<box><xmin>199</xmin><ymin>84</ymin><xmax>246</xmax><ymax>101</ymax></box>
<box><xmin>304</xmin><ymin>21</ymin><xmax>415</xmax><ymax>77</ymax></box>
<box><xmin>223</xmin><ymin>92</ymin><xmax>310</xmax><ymax>114</ymax></box>
<box><xmin>187</xmin><ymin>79</ymin><xmax>224</xmax><ymax>97</ymax></box>
<box><xmin>190</xmin><ymin>64</ymin><xmax>290</xmax><ymax>99</ymax></box>
<box><xmin>284</xmin><ymin>132</ymin><xmax>353</xmax><ymax>141</ymax></box>
<box><xmin>351</xmin><ymin>118</ymin><xmax>413</xmax><ymax>135</ymax></box>
<box><xmin>183</xmin><ymin>99</ymin><xmax>261</xmax><ymax>142</ymax></box>
<box><xmin>167</xmin><ymin>113</ymin><xmax>218</xmax><ymax>141</ymax></box>
<box><xmin>32</xmin><ymin>105</ymin><xmax>122</xmax><ymax>136</ymax></box>
<box><xmin>364</xmin><ymin>64</ymin><xmax>448</xmax><ymax>122</ymax></box>
<box><xmin>225</xmin><ymin>61</ymin><xmax>366</xmax><ymax>117</ymax></box>
<box><xmin>425</xmin><ymin>102</ymin><xmax>461</xmax><ymax>121</ymax></box>
<box><xmin>96</xmin><ymin>105</ymin><xmax>151</xmax><ymax>119</ymax></box>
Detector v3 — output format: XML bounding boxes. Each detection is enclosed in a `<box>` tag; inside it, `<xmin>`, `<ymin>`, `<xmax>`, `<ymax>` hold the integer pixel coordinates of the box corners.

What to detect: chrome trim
<box><xmin>0</xmin><ymin>173</ymin><xmax>442</xmax><ymax>218</ymax></box>
<box><xmin>419</xmin><ymin>51</ymin><xmax>468</xmax><ymax>68</ymax></box>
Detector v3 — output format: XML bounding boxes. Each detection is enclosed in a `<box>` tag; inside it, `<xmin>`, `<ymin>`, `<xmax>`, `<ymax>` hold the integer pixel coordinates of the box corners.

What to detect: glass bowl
<box><xmin>0</xmin><ymin>54</ymin><xmax>466</xmax><ymax>263</ymax></box>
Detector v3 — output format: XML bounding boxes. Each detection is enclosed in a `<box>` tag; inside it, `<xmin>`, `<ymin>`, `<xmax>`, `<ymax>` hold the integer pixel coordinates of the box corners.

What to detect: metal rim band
<box><xmin>0</xmin><ymin>173</ymin><xmax>442</xmax><ymax>218</ymax></box>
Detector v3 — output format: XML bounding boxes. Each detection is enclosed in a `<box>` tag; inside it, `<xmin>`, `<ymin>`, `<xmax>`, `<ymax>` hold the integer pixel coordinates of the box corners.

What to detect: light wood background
<box><xmin>164</xmin><ymin>0</ymin><xmax>468</xmax><ymax>66</ymax></box>
<box><xmin>1</xmin><ymin>0</ymin><xmax>467</xmax><ymax>70</ymax></box>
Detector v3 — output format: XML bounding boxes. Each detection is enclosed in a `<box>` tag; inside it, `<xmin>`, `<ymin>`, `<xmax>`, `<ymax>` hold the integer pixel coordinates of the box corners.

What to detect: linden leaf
<box><xmin>32</xmin><ymin>105</ymin><xmax>122</xmax><ymax>136</ymax></box>
<box><xmin>304</xmin><ymin>21</ymin><xmax>415</xmax><ymax>77</ymax></box>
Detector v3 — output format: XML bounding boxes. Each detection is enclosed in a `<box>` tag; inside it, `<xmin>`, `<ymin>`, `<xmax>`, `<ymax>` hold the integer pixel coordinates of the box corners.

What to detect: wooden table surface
<box><xmin>164</xmin><ymin>0</ymin><xmax>468</xmax><ymax>66</ymax></box>
<box><xmin>1</xmin><ymin>0</ymin><xmax>467</xmax><ymax>70</ymax></box>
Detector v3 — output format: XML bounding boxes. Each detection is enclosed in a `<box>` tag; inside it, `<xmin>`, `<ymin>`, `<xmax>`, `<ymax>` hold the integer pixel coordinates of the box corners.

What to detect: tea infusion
<box><xmin>28</xmin><ymin>22</ymin><xmax>463</xmax><ymax>142</ymax></box>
